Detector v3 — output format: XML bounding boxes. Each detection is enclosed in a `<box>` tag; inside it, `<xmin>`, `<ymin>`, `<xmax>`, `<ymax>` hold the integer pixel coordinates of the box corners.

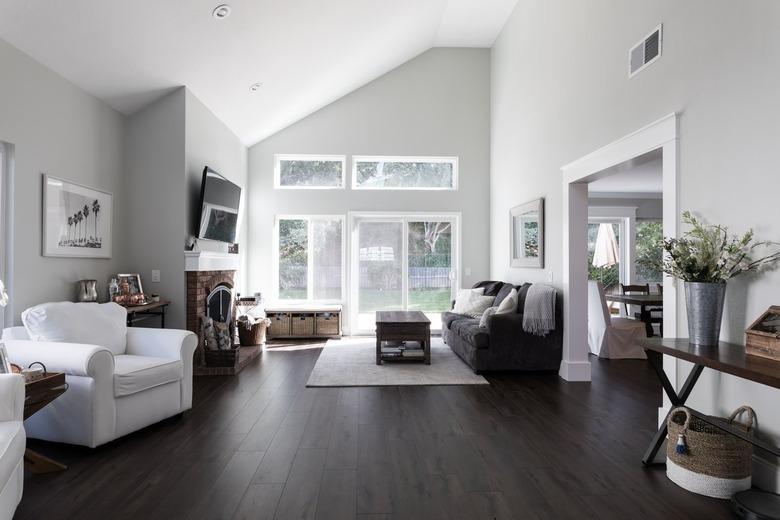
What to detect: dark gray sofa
<box><xmin>441</xmin><ymin>280</ymin><xmax>563</xmax><ymax>373</ymax></box>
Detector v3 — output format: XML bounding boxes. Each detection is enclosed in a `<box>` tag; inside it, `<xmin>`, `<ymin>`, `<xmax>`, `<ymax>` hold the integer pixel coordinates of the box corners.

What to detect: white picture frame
<box><xmin>510</xmin><ymin>198</ymin><xmax>544</xmax><ymax>268</ymax></box>
<box><xmin>42</xmin><ymin>174</ymin><xmax>113</xmax><ymax>258</ymax></box>
<box><xmin>0</xmin><ymin>343</ymin><xmax>11</xmax><ymax>374</ymax></box>
<box><xmin>117</xmin><ymin>273</ymin><xmax>143</xmax><ymax>295</ymax></box>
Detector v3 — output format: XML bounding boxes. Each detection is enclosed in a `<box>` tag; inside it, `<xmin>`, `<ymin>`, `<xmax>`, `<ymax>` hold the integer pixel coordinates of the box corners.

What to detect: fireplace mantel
<box><xmin>184</xmin><ymin>250</ymin><xmax>239</xmax><ymax>272</ymax></box>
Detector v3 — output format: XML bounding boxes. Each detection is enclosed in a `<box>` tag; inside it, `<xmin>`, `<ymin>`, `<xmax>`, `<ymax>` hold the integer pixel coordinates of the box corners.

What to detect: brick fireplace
<box><xmin>185</xmin><ymin>251</ymin><xmax>261</xmax><ymax>376</ymax></box>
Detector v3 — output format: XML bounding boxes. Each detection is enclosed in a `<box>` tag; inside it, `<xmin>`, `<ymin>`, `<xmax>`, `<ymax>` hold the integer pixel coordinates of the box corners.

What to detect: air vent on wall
<box><xmin>629</xmin><ymin>24</ymin><xmax>663</xmax><ymax>77</ymax></box>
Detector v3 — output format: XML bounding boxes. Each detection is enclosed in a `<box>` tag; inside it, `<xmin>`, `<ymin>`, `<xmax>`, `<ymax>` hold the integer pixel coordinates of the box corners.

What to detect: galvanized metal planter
<box><xmin>685</xmin><ymin>282</ymin><xmax>727</xmax><ymax>346</ymax></box>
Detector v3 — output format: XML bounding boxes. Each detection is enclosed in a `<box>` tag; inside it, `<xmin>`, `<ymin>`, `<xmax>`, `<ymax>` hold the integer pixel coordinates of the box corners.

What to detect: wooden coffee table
<box><xmin>375</xmin><ymin>311</ymin><xmax>431</xmax><ymax>365</ymax></box>
<box><xmin>23</xmin><ymin>372</ymin><xmax>68</xmax><ymax>474</ymax></box>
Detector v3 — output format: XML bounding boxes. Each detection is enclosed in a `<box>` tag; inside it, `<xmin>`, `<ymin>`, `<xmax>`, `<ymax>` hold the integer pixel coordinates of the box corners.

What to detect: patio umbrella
<box><xmin>592</xmin><ymin>223</ymin><xmax>618</xmax><ymax>268</ymax></box>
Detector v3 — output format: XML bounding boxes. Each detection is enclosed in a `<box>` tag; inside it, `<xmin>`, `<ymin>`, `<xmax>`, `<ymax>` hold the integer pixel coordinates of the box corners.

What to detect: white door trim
<box><xmin>560</xmin><ymin>113</ymin><xmax>678</xmax><ymax>387</ymax></box>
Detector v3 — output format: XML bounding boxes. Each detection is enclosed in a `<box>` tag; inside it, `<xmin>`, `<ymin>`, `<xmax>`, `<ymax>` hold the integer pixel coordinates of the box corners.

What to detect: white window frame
<box><xmin>274</xmin><ymin>154</ymin><xmax>346</xmax><ymax>190</ymax></box>
<box><xmin>351</xmin><ymin>156</ymin><xmax>459</xmax><ymax>191</ymax></box>
<box><xmin>273</xmin><ymin>214</ymin><xmax>346</xmax><ymax>303</ymax></box>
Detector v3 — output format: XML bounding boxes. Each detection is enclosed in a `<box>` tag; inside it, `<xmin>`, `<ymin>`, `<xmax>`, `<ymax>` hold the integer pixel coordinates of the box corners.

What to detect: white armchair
<box><xmin>0</xmin><ymin>374</ymin><xmax>25</xmax><ymax>520</ymax></box>
<box><xmin>3</xmin><ymin>325</ymin><xmax>197</xmax><ymax>448</ymax></box>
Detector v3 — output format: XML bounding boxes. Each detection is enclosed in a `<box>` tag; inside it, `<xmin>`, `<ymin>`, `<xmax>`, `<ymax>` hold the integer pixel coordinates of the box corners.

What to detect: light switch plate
<box><xmin>151</xmin><ymin>270</ymin><xmax>161</xmax><ymax>283</ymax></box>
<box><xmin>465</xmin><ymin>267</ymin><xmax>472</xmax><ymax>276</ymax></box>
<box><xmin>547</xmin><ymin>271</ymin><xmax>554</xmax><ymax>283</ymax></box>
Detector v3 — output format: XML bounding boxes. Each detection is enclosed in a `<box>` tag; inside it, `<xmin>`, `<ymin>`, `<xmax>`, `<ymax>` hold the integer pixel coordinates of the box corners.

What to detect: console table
<box><xmin>124</xmin><ymin>300</ymin><xmax>170</xmax><ymax>328</ymax></box>
<box><xmin>640</xmin><ymin>338</ymin><xmax>780</xmax><ymax>465</ymax></box>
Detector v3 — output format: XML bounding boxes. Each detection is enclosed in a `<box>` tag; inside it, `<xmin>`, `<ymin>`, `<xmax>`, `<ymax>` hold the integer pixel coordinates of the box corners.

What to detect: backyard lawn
<box><xmin>278</xmin><ymin>288</ymin><xmax>452</xmax><ymax>312</ymax></box>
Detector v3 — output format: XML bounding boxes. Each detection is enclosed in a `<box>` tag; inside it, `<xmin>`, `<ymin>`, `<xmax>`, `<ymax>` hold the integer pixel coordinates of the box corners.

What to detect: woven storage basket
<box><xmin>291</xmin><ymin>313</ymin><xmax>314</xmax><ymax>336</ymax></box>
<box><xmin>238</xmin><ymin>320</ymin><xmax>267</xmax><ymax>346</ymax></box>
<box><xmin>268</xmin><ymin>313</ymin><xmax>291</xmax><ymax>337</ymax></box>
<box><xmin>315</xmin><ymin>312</ymin><xmax>340</xmax><ymax>336</ymax></box>
<box><xmin>666</xmin><ymin>406</ymin><xmax>755</xmax><ymax>499</ymax></box>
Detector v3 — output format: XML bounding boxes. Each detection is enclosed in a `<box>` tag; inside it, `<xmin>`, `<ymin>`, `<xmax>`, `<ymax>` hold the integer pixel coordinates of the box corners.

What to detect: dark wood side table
<box><xmin>639</xmin><ymin>338</ymin><xmax>780</xmax><ymax>465</ymax></box>
<box><xmin>124</xmin><ymin>299</ymin><xmax>170</xmax><ymax>328</ymax></box>
<box><xmin>375</xmin><ymin>311</ymin><xmax>431</xmax><ymax>365</ymax></box>
<box><xmin>23</xmin><ymin>372</ymin><xmax>68</xmax><ymax>474</ymax></box>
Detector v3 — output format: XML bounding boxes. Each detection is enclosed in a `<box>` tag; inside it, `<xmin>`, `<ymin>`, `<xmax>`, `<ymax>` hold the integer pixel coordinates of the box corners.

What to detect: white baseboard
<box><xmin>558</xmin><ymin>360</ymin><xmax>592</xmax><ymax>381</ymax></box>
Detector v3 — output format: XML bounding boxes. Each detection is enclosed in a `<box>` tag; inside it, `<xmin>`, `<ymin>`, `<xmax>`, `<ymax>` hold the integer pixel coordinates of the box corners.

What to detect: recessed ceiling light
<box><xmin>249</xmin><ymin>82</ymin><xmax>262</xmax><ymax>92</ymax></box>
<box><xmin>212</xmin><ymin>4</ymin><xmax>231</xmax><ymax>19</ymax></box>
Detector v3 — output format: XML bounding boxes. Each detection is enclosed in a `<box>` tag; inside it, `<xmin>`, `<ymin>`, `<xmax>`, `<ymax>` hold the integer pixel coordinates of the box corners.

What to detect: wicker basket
<box><xmin>238</xmin><ymin>320</ymin><xmax>268</xmax><ymax>346</ymax></box>
<box><xmin>291</xmin><ymin>313</ymin><xmax>314</xmax><ymax>336</ymax></box>
<box><xmin>315</xmin><ymin>312</ymin><xmax>340</xmax><ymax>336</ymax></box>
<box><xmin>204</xmin><ymin>346</ymin><xmax>240</xmax><ymax>368</ymax></box>
<box><xmin>666</xmin><ymin>406</ymin><xmax>755</xmax><ymax>499</ymax></box>
<box><xmin>268</xmin><ymin>313</ymin><xmax>291</xmax><ymax>337</ymax></box>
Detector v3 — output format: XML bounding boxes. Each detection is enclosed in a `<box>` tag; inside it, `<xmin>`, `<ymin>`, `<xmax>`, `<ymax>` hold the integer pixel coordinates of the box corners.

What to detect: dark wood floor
<box><xmin>16</xmin><ymin>342</ymin><xmax>732</xmax><ymax>520</ymax></box>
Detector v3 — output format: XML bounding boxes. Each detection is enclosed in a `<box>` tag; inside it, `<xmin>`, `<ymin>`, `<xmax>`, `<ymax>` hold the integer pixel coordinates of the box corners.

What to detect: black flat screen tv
<box><xmin>197</xmin><ymin>167</ymin><xmax>241</xmax><ymax>243</ymax></box>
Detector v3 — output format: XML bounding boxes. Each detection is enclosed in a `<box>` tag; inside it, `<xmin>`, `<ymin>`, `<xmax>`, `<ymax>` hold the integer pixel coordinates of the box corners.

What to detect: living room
<box><xmin>1</xmin><ymin>1</ymin><xmax>780</xmax><ymax>519</ymax></box>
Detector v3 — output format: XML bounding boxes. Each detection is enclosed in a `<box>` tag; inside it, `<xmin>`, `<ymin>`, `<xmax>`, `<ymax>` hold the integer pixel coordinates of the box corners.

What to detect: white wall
<box><xmin>247</xmin><ymin>48</ymin><xmax>491</xmax><ymax>316</ymax></box>
<box><xmin>492</xmin><ymin>0</ymin><xmax>780</xmax><ymax>483</ymax></box>
<box><xmin>124</xmin><ymin>89</ymin><xmax>187</xmax><ymax>328</ymax></box>
<box><xmin>0</xmin><ymin>37</ymin><xmax>126</xmax><ymax>321</ymax></box>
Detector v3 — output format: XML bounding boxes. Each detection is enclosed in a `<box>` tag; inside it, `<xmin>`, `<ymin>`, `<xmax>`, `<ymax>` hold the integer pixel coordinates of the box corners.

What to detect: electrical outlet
<box><xmin>151</xmin><ymin>270</ymin><xmax>161</xmax><ymax>283</ymax></box>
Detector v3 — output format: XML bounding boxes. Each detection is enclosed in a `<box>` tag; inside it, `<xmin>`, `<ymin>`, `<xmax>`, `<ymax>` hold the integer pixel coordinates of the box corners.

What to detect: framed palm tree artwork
<box><xmin>42</xmin><ymin>173</ymin><xmax>113</xmax><ymax>258</ymax></box>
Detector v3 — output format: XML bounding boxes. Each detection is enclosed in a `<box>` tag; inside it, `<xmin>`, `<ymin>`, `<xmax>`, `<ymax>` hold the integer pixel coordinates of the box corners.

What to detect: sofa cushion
<box><xmin>22</xmin><ymin>302</ymin><xmax>127</xmax><ymax>355</ymax></box>
<box><xmin>0</xmin><ymin>421</ymin><xmax>24</xmax><ymax>488</ymax></box>
<box><xmin>451</xmin><ymin>319</ymin><xmax>490</xmax><ymax>349</ymax></box>
<box><xmin>113</xmin><ymin>355</ymin><xmax>183</xmax><ymax>397</ymax></box>
<box><xmin>442</xmin><ymin>312</ymin><xmax>471</xmax><ymax>329</ymax></box>
<box><xmin>496</xmin><ymin>289</ymin><xmax>518</xmax><ymax>314</ymax></box>
<box><xmin>493</xmin><ymin>283</ymin><xmax>519</xmax><ymax>308</ymax></box>
<box><xmin>472</xmin><ymin>281</ymin><xmax>504</xmax><ymax>297</ymax></box>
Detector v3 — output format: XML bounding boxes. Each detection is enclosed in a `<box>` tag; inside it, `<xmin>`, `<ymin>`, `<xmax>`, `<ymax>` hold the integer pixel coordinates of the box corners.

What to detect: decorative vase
<box><xmin>685</xmin><ymin>281</ymin><xmax>727</xmax><ymax>346</ymax></box>
<box><xmin>76</xmin><ymin>279</ymin><xmax>99</xmax><ymax>302</ymax></box>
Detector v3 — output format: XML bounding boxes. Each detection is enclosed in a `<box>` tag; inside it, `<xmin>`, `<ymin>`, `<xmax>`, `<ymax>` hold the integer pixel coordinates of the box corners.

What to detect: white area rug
<box><xmin>306</xmin><ymin>337</ymin><xmax>489</xmax><ymax>387</ymax></box>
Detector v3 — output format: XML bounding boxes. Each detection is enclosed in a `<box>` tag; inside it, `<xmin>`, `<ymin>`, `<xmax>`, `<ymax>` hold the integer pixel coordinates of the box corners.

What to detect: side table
<box><xmin>24</xmin><ymin>372</ymin><xmax>68</xmax><ymax>474</ymax></box>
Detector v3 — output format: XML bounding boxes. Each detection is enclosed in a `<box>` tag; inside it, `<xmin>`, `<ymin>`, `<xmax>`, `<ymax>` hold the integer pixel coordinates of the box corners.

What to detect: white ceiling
<box><xmin>0</xmin><ymin>0</ymin><xmax>517</xmax><ymax>145</ymax></box>
<box><xmin>588</xmin><ymin>151</ymin><xmax>663</xmax><ymax>197</ymax></box>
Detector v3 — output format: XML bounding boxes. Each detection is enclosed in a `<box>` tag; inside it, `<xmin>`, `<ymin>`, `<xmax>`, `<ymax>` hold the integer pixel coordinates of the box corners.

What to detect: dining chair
<box><xmin>587</xmin><ymin>281</ymin><xmax>647</xmax><ymax>359</ymax></box>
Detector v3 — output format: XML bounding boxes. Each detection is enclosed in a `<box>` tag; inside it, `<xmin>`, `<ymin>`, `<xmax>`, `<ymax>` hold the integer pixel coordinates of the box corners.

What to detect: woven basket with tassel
<box><xmin>666</xmin><ymin>406</ymin><xmax>755</xmax><ymax>499</ymax></box>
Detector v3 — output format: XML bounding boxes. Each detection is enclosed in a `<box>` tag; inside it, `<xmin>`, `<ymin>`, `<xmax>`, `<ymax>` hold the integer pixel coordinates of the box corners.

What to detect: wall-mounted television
<box><xmin>197</xmin><ymin>166</ymin><xmax>241</xmax><ymax>244</ymax></box>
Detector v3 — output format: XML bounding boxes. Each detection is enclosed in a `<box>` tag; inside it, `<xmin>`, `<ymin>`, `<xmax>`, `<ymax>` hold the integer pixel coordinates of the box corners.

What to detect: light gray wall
<box><xmin>124</xmin><ymin>89</ymin><xmax>187</xmax><ymax>328</ymax></box>
<box><xmin>588</xmin><ymin>198</ymin><xmax>663</xmax><ymax>220</ymax></box>
<box><xmin>185</xmin><ymin>90</ymin><xmax>249</xmax><ymax>294</ymax></box>
<box><xmin>492</xmin><ymin>0</ymin><xmax>780</xmax><ymax>482</ymax></box>
<box><xmin>248</xmin><ymin>48</ymin><xmax>491</xmax><ymax>321</ymax></box>
<box><xmin>0</xmin><ymin>37</ymin><xmax>126</xmax><ymax>322</ymax></box>
<box><xmin>124</xmin><ymin>88</ymin><xmax>248</xmax><ymax>330</ymax></box>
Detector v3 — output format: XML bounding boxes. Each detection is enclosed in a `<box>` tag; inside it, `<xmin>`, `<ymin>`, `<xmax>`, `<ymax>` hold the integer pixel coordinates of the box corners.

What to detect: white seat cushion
<box><xmin>113</xmin><ymin>355</ymin><xmax>183</xmax><ymax>397</ymax></box>
<box><xmin>0</xmin><ymin>421</ymin><xmax>25</xmax><ymax>488</ymax></box>
<box><xmin>22</xmin><ymin>302</ymin><xmax>127</xmax><ymax>355</ymax></box>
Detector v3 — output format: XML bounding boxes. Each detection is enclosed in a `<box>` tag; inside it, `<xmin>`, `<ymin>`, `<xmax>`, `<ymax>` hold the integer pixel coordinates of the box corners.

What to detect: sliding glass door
<box><xmin>351</xmin><ymin>213</ymin><xmax>459</xmax><ymax>334</ymax></box>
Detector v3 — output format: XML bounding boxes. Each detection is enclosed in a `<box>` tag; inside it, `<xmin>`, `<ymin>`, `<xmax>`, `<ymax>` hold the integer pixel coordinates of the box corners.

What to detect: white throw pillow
<box><xmin>496</xmin><ymin>288</ymin><xmax>518</xmax><ymax>315</ymax></box>
<box><xmin>22</xmin><ymin>302</ymin><xmax>127</xmax><ymax>355</ymax></box>
<box><xmin>479</xmin><ymin>307</ymin><xmax>498</xmax><ymax>327</ymax></box>
<box><xmin>452</xmin><ymin>287</ymin><xmax>485</xmax><ymax>314</ymax></box>
<box><xmin>460</xmin><ymin>295</ymin><xmax>495</xmax><ymax>317</ymax></box>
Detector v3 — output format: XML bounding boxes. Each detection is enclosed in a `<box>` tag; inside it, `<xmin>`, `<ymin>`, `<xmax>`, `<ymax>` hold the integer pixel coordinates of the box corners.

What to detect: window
<box><xmin>636</xmin><ymin>220</ymin><xmax>663</xmax><ymax>283</ymax></box>
<box><xmin>274</xmin><ymin>155</ymin><xmax>345</xmax><ymax>189</ymax></box>
<box><xmin>276</xmin><ymin>216</ymin><xmax>344</xmax><ymax>301</ymax></box>
<box><xmin>352</xmin><ymin>156</ymin><xmax>458</xmax><ymax>190</ymax></box>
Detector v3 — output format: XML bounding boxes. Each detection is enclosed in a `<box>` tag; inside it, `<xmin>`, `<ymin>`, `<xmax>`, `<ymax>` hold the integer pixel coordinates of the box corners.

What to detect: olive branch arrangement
<box><xmin>662</xmin><ymin>211</ymin><xmax>780</xmax><ymax>283</ymax></box>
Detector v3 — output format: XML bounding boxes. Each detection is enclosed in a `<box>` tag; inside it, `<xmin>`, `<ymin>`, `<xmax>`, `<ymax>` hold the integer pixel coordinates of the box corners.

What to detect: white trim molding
<box><xmin>184</xmin><ymin>250</ymin><xmax>240</xmax><ymax>272</ymax></box>
<box><xmin>560</xmin><ymin>113</ymin><xmax>679</xmax><ymax>387</ymax></box>
<box><xmin>273</xmin><ymin>154</ymin><xmax>347</xmax><ymax>190</ymax></box>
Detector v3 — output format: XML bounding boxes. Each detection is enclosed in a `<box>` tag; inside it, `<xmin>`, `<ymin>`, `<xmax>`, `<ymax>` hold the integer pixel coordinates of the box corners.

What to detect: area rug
<box><xmin>306</xmin><ymin>337</ymin><xmax>489</xmax><ymax>387</ymax></box>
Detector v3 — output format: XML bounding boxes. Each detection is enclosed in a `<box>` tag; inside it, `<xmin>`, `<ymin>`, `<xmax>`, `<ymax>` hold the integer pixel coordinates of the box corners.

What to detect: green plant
<box><xmin>663</xmin><ymin>211</ymin><xmax>780</xmax><ymax>283</ymax></box>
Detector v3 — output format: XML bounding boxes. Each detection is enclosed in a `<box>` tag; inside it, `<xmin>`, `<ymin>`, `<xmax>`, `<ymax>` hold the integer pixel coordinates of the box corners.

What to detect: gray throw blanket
<box><xmin>522</xmin><ymin>284</ymin><xmax>556</xmax><ymax>336</ymax></box>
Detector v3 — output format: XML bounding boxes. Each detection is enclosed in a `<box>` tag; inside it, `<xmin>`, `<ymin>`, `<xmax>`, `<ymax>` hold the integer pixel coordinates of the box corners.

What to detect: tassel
<box><xmin>675</xmin><ymin>434</ymin><xmax>687</xmax><ymax>454</ymax></box>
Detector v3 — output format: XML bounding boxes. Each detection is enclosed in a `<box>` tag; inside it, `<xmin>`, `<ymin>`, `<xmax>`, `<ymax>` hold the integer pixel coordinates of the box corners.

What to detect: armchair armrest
<box><xmin>125</xmin><ymin>328</ymin><xmax>197</xmax><ymax>361</ymax></box>
<box><xmin>0</xmin><ymin>374</ymin><xmax>24</xmax><ymax>422</ymax></box>
<box><xmin>4</xmin><ymin>339</ymin><xmax>114</xmax><ymax>377</ymax></box>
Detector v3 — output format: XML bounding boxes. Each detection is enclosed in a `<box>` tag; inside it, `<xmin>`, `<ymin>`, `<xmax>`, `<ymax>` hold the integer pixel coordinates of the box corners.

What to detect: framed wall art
<box><xmin>42</xmin><ymin>174</ymin><xmax>112</xmax><ymax>258</ymax></box>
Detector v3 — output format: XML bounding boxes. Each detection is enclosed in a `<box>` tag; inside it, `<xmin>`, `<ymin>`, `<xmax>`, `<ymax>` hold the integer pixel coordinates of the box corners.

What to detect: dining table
<box><xmin>604</xmin><ymin>293</ymin><xmax>663</xmax><ymax>336</ymax></box>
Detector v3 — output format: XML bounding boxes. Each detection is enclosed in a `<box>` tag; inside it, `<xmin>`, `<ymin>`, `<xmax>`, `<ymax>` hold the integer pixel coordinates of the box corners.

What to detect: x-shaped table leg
<box><xmin>642</xmin><ymin>352</ymin><xmax>705</xmax><ymax>465</ymax></box>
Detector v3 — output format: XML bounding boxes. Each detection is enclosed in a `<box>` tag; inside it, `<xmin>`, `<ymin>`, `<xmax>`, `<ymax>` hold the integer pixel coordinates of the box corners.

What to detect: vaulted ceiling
<box><xmin>0</xmin><ymin>0</ymin><xmax>517</xmax><ymax>145</ymax></box>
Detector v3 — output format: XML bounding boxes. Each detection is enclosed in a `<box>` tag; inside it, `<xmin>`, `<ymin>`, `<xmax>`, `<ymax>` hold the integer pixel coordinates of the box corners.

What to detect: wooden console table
<box><xmin>640</xmin><ymin>338</ymin><xmax>780</xmax><ymax>465</ymax></box>
<box><xmin>124</xmin><ymin>300</ymin><xmax>170</xmax><ymax>328</ymax></box>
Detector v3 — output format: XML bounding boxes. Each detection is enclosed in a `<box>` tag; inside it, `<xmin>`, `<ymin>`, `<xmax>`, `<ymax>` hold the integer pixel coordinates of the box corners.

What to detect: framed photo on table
<box><xmin>0</xmin><ymin>343</ymin><xmax>11</xmax><ymax>374</ymax></box>
<box><xmin>118</xmin><ymin>274</ymin><xmax>143</xmax><ymax>295</ymax></box>
<box><xmin>42</xmin><ymin>174</ymin><xmax>113</xmax><ymax>258</ymax></box>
